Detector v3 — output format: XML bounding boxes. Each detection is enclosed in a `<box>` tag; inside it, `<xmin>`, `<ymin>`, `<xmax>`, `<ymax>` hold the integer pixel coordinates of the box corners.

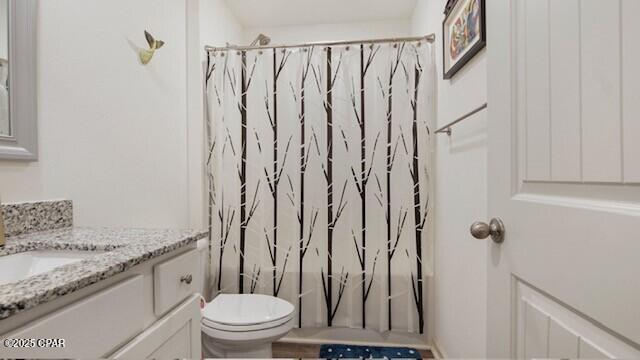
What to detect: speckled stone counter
<box><xmin>0</xmin><ymin>227</ymin><xmax>207</xmax><ymax>320</ymax></box>
<box><xmin>2</xmin><ymin>200</ymin><xmax>73</xmax><ymax>237</ymax></box>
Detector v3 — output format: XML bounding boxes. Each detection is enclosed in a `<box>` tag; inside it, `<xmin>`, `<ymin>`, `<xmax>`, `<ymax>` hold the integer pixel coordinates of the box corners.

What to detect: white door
<box><xmin>486</xmin><ymin>0</ymin><xmax>640</xmax><ymax>358</ymax></box>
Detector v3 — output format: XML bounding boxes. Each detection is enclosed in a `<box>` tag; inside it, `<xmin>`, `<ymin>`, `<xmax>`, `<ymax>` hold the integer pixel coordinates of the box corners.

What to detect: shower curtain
<box><xmin>205</xmin><ymin>40</ymin><xmax>435</xmax><ymax>334</ymax></box>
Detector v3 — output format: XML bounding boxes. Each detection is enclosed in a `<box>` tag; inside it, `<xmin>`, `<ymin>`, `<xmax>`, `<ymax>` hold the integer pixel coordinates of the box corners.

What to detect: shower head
<box><xmin>250</xmin><ymin>33</ymin><xmax>271</xmax><ymax>47</ymax></box>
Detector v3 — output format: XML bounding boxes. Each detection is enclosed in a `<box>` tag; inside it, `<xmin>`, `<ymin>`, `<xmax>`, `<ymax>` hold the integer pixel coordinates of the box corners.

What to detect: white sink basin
<box><xmin>0</xmin><ymin>250</ymin><xmax>101</xmax><ymax>286</ymax></box>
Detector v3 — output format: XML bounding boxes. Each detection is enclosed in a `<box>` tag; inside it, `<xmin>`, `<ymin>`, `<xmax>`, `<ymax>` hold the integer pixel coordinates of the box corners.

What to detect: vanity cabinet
<box><xmin>110</xmin><ymin>294</ymin><xmax>201</xmax><ymax>359</ymax></box>
<box><xmin>3</xmin><ymin>276</ymin><xmax>145</xmax><ymax>359</ymax></box>
<box><xmin>0</xmin><ymin>247</ymin><xmax>201</xmax><ymax>359</ymax></box>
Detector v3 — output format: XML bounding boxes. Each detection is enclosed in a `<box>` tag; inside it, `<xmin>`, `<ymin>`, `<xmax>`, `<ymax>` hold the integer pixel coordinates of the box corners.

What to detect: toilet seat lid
<box><xmin>203</xmin><ymin>294</ymin><xmax>294</xmax><ymax>326</ymax></box>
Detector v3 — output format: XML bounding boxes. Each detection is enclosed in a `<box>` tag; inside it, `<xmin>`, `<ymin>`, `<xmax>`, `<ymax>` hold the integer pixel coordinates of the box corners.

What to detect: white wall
<box><xmin>412</xmin><ymin>0</ymin><xmax>488</xmax><ymax>357</ymax></box>
<box><xmin>244</xmin><ymin>19</ymin><xmax>411</xmax><ymax>45</ymax></box>
<box><xmin>200</xmin><ymin>0</ymin><xmax>244</xmax><ymax>56</ymax></box>
<box><xmin>0</xmin><ymin>0</ymin><xmax>9</xmax><ymax>136</ymax></box>
<box><xmin>0</xmin><ymin>0</ymin><xmax>7</xmax><ymax>59</ymax></box>
<box><xmin>0</xmin><ymin>0</ymin><xmax>243</xmax><ymax>230</ymax></box>
<box><xmin>187</xmin><ymin>0</ymin><xmax>244</xmax><ymax>231</ymax></box>
<box><xmin>189</xmin><ymin>0</ymin><xmax>244</xmax><ymax>297</ymax></box>
<box><xmin>0</xmin><ymin>0</ymin><xmax>189</xmax><ymax>228</ymax></box>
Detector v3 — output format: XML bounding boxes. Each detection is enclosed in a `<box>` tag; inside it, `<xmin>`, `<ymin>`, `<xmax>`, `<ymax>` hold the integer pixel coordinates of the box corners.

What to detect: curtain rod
<box><xmin>205</xmin><ymin>33</ymin><xmax>435</xmax><ymax>52</ymax></box>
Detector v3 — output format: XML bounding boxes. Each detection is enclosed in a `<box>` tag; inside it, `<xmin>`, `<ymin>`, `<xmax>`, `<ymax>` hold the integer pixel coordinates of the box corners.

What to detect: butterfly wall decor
<box><xmin>139</xmin><ymin>30</ymin><xmax>165</xmax><ymax>65</ymax></box>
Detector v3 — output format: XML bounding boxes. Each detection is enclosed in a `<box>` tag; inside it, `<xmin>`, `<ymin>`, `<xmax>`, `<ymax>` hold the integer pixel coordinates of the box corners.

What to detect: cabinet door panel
<box><xmin>111</xmin><ymin>294</ymin><xmax>201</xmax><ymax>360</ymax></box>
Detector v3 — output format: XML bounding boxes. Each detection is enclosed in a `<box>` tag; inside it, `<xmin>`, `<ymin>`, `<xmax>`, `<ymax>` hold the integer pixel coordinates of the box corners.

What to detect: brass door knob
<box><xmin>470</xmin><ymin>218</ymin><xmax>505</xmax><ymax>244</ymax></box>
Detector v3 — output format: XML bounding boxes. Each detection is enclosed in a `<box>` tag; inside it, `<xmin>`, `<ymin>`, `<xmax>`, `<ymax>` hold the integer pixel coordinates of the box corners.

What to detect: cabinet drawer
<box><xmin>1</xmin><ymin>276</ymin><xmax>144</xmax><ymax>358</ymax></box>
<box><xmin>153</xmin><ymin>249</ymin><xmax>198</xmax><ymax>316</ymax></box>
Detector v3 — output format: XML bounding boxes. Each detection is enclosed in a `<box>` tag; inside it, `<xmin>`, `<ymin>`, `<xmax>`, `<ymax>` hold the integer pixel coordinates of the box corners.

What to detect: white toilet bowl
<box><xmin>201</xmin><ymin>293</ymin><xmax>294</xmax><ymax>358</ymax></box>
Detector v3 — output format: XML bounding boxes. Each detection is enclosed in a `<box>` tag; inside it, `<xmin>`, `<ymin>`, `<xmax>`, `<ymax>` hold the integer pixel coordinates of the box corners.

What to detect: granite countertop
<box><xmin>0</xmin><ymin>227</ymin><xmax>208</xmax><ymax>320</ymax></box>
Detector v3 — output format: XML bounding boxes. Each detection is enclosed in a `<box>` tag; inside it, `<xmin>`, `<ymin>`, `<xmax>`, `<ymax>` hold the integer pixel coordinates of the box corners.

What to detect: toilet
<box><xmin>201</xmin><ymin>293</ymin><xmax>295</xmax><ymax>358</ymax></box>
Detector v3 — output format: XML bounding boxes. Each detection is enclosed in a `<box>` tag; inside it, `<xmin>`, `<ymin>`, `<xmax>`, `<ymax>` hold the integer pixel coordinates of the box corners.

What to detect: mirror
<box><xmin>0</xmin><ymin>0</ymin><xmax>8</xmax><ymax>138</ymax></box>
<box><xmin>0</xmin><ymin>0</ymin><xmax>37</xmax><ymax>161</ymax></box>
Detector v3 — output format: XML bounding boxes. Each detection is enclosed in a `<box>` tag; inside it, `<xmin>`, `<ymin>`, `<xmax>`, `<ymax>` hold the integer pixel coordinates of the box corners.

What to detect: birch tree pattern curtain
<box><xmin>205</xmin><ymin>40</ymin><xmax>435</xmax><ymax>334</ymax></box>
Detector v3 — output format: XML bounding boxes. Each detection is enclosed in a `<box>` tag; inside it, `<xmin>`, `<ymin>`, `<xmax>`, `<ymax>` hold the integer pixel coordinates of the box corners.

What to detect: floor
<box><xmin>272</xmin><ymin>342</ymin><xmax>434</xmax><ymax>359</ymax></box>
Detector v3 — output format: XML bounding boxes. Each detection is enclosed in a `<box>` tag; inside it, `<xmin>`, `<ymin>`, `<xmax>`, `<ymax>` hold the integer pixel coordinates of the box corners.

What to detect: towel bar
<box><xmin>435</xmin><ymin>102</ymin><xmax>488</xmax><ymax>136</ymax></box>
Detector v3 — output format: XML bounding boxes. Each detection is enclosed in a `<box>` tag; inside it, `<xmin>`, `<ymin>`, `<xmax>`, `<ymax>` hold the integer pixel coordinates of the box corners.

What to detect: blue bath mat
<box><xmin>319</xmin><ymin>344</ymin><xmax>422</xmax><ymax>359</ymax></box>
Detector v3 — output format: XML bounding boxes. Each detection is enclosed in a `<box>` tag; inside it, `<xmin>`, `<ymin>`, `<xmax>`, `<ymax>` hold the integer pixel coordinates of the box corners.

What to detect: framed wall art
<box><xmin>442</xmin><ymin>0</ymin><xmax>486</xmax><ymax>79</ymax></box>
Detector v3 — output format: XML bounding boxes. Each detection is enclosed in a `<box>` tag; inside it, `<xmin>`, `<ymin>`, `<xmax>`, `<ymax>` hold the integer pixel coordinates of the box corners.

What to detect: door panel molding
<box><xmin>514</xmin><ymin>0</ymin><xmax>639</xmax><ymax>188</ymax></box>
<box><xmin>514</xmin><ymin>279</ymin><xmax>640</xmax><ymax>358</ymax></box>
<box><xmin>513</xmin><ymin>193</ymin><xmax>640</xmax><ymax>218</ymax></box>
